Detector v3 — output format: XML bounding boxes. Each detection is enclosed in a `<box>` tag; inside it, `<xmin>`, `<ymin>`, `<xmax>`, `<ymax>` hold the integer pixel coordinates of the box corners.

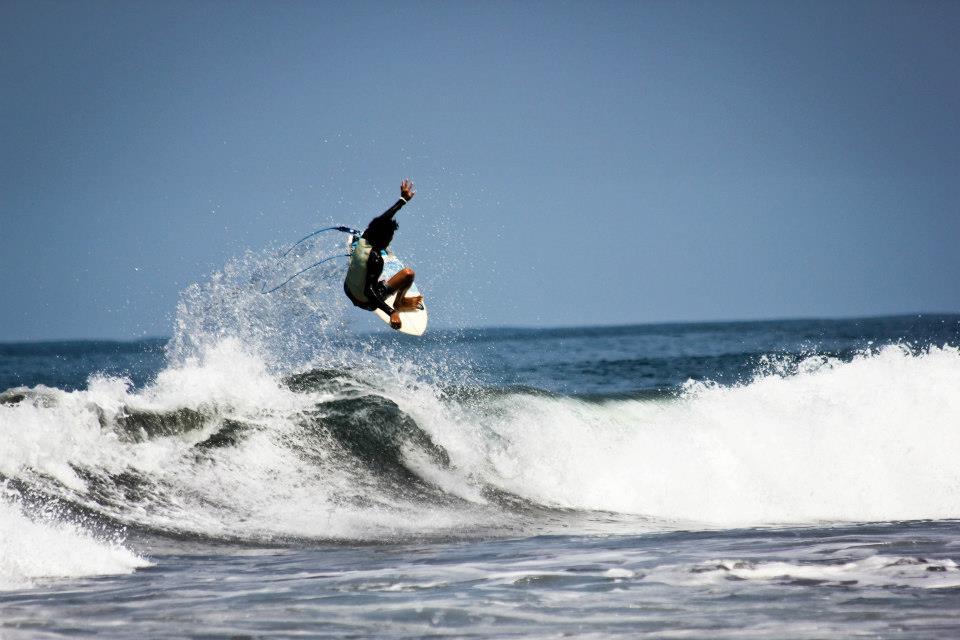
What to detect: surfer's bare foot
<box><xmin>396</xmin><ymin>296</ymin><xmax>423</xmax><ymax>311</ymax></box>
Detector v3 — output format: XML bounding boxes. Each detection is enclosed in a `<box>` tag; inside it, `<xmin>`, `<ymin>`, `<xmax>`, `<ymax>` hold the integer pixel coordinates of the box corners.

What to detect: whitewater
<box><xmin>2</xmin><ymin>247</ymin><xmax>960</xmax><ymax>637</ymax></box>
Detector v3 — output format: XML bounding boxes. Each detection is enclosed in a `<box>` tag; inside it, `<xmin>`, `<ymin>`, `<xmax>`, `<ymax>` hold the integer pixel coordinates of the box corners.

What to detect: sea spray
<box><xmin>166</xmin><ymin>243</ymin><xmax>354</xmax><ymax>370</ymax></box>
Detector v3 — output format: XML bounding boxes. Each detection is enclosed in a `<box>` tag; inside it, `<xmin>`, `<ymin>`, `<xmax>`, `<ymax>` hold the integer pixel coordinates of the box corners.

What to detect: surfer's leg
<box><xmin>385</xmin><ymin>268</ymin><xmax>414</xmax><ymax>291</ymax></box>
<box><xmin>385</xmin><ymin>268</ymin><xmax>422</xmax><ymax>311</ymax></box>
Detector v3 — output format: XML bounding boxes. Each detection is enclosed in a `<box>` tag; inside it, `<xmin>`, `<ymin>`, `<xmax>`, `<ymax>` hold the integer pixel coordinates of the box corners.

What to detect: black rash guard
<box><xmin>345</xmin><ymin>198</ymin><xmax>406</xmax><ymax>315</ymax></box>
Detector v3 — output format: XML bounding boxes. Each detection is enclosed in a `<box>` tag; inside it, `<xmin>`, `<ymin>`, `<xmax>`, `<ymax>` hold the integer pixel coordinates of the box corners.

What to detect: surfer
<box><xmin>343</xmin><ymin>179</ymin><xmax>423</xmax><ymax>329</ymax></box>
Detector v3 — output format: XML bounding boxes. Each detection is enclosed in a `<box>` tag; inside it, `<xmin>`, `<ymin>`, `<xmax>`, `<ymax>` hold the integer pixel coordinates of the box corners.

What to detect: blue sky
<box><xmin>1</xmin><ymin>0</ymin><xmax>958</xmax><ymax>340</ymax></box>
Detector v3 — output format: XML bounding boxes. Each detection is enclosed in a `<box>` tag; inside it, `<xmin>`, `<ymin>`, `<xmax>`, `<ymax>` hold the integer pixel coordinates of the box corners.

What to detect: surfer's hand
<box><xmin>400</xmin><ymin>179</ymin><xmax>416</xmax><ymax>201</ymax></box>
<box><xmin>390</xmin><ymin>311</ymin><xmax>402</xmax><ymax>330</ymax></box>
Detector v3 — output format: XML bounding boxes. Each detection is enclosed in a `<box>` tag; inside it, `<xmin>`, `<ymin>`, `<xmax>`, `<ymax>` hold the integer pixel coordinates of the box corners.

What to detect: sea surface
<box><xmin>3</xmin><ymin>290</ymin><xmax>960</xmax><ymax>637</ymax></box>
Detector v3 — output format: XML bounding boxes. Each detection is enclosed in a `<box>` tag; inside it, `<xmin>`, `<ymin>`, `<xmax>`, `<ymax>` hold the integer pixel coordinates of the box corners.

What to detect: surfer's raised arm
<box><xmin>367</xmin><ymin>179</ymin><xmax>416</xmax><ymax>228</ymax></box>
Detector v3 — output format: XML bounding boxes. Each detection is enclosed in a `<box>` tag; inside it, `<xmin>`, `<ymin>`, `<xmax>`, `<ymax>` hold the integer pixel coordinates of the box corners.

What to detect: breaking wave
<box><xmin>3</xmin><ymin>341</ymin><xmax>960</xmax><ymax>543</ymax></box>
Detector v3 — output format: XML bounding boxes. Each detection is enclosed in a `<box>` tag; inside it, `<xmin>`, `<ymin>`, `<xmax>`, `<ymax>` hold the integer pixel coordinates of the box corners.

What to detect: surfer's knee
<box><xmin>400</xmin><ymin>268</ymin><xmax>415</xmax><ymax>281</ymax></box>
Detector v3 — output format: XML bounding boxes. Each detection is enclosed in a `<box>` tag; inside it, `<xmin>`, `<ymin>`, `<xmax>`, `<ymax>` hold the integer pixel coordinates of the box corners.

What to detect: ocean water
<box><xmin>2</xmin><ymin>251</ymin><xmax>960</xmax><ymax>637</ymax></box>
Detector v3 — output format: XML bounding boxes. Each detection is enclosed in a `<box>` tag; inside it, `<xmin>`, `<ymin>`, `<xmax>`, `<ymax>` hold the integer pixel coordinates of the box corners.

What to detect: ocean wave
<box><xmin>0</xmin><ymin>340</ymin><xmax>519</xmax><ymax>546</ymax></box>
<box><xmin>1</xmin><ymin>340</ymin><xmax>959</xmax><ymax>555</ymax></box>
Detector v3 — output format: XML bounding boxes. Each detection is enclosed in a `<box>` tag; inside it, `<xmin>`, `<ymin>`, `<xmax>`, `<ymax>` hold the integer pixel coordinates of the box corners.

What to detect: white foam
<box><xmin>0</xmin><ymin>493</ymin><xmax>149</xmax><ymax>591</ymax></box>
<box><xmin>430</xmin><ymin>344</ymin><xmax>960</xmax><ymax>525</ymax></box>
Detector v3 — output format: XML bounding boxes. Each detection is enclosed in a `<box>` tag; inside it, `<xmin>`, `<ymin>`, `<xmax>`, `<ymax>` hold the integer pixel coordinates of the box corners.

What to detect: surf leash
<box><xmin>261</xmin><ymin>253</ymin><xmax>351</xmax><ymax>294</ymax></box>
<box><xmin>279</xmin><ymin>225</ymin><xmax>360</xmax><ymax>259</ymax></box>
<box><xmin>261</xmin><ymin>224</ymin><xmax>361</xmax><ymax>294</ymax></box>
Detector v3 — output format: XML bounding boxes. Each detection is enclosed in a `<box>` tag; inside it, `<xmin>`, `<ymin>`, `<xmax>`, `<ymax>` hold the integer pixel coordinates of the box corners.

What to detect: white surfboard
<box><xmin>373</xmin><ymin>251</ymin><xmax>428</xmax><ymax>336</ymax></box>
<box><xmin>349</xmin><ymin>239</ymin><xmax>428</xmax><ymax>336</ymax></box>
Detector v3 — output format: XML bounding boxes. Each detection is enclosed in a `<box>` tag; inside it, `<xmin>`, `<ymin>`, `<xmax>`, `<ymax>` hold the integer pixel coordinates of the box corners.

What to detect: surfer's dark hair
<box><xmin>362</xmin><ymin>217</ymin><xmax>398</xmax><ymax>250</ymax></box>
